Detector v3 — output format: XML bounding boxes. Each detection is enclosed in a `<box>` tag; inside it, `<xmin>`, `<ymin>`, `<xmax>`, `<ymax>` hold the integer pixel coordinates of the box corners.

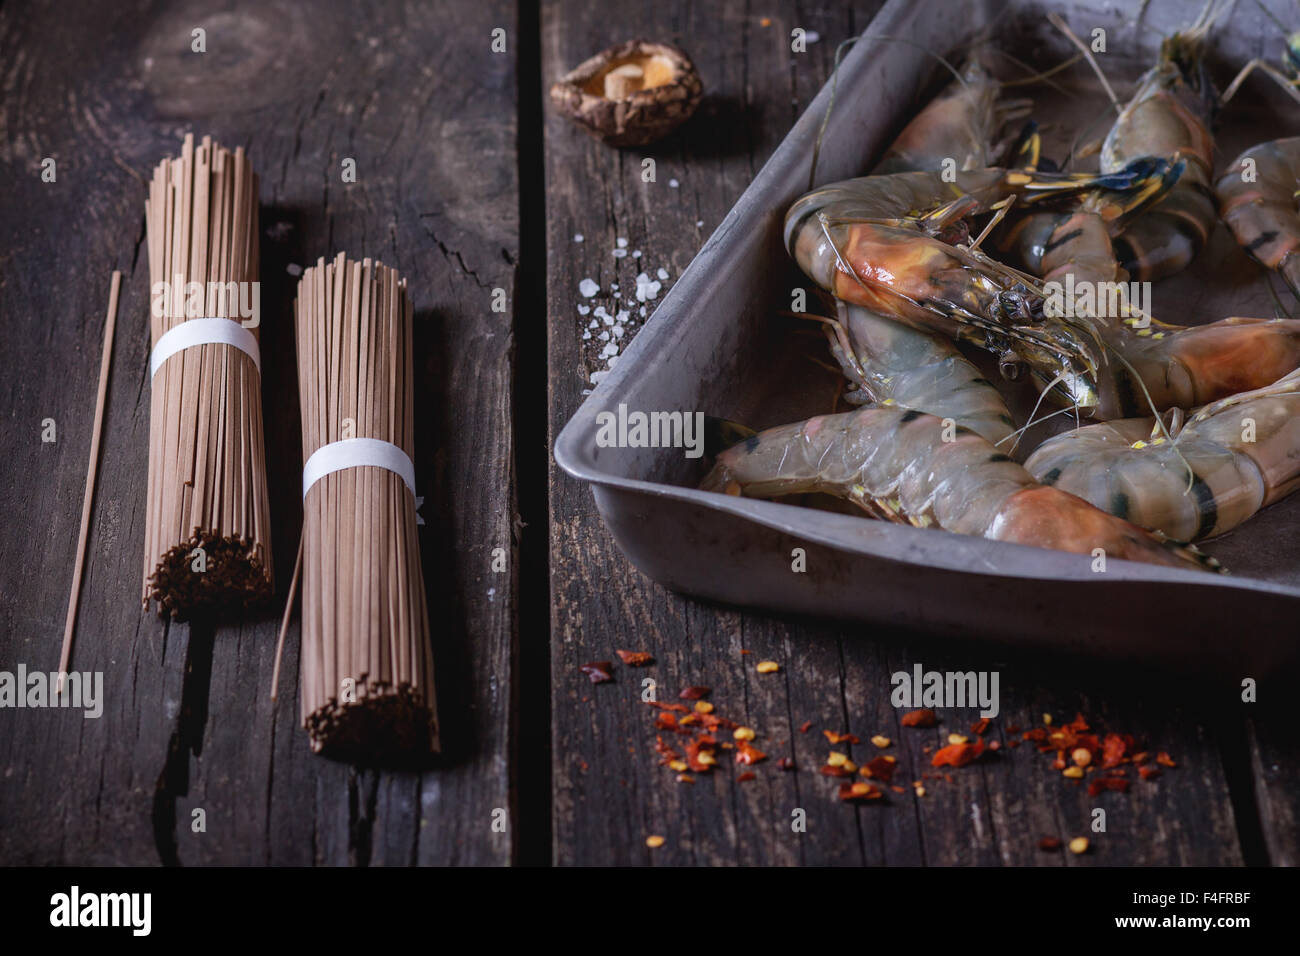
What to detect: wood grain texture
<box><xmin>0</xmin><ymin>0</ymin><xmax>1293</xmax><ymax>868</ymax></box>
<box><xmin>543</xmin><ymin>0</ymin><xmax>1270</xmax><ymax>866</ymax></box>
<box><xmin>0</xmin><ymin>0</ymin><xmax>517</xmax><ymax>865</ymax></box>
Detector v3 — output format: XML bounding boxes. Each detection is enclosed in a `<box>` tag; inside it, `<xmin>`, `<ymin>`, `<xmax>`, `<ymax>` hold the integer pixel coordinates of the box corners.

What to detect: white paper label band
<box><xmin>150</xmin><ymin>317</ymin><xmax>261</xmax><ymax>378</ymax></box>
<box><xmin>302</xmin><ymin>438</ymin><xmax>416</xmax><ymax>499</ymax></box>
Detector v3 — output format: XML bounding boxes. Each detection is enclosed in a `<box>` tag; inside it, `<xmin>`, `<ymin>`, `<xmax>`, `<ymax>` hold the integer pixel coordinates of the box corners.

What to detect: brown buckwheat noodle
<box><xmin>143</xmin><ymin>134</ymin><xmax>273</xmax><ymax>617</ymax></box>
<box><xmin>293</xmin><ymin>253</ymin><xmax>438</xmax><ymax>760</ymax></box>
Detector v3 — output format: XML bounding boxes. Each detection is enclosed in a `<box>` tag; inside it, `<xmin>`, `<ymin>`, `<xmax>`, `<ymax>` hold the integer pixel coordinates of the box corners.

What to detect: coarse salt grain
<box><xmin>578</xmin><ymin>278</ymin><xmax>599</xmax><ymax>298</ymax></box>
<box><xmin>635</xmin><ymin>272</ymin><xmax>662</xmax><ymax>302</ymax></box>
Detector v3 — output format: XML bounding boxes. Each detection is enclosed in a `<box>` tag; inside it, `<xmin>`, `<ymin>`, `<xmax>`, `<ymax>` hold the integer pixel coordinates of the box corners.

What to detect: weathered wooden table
<box><xmin>1</xmin><ymin>0</ymin><xmax>1294</xmax><ymax>867</ymax></box>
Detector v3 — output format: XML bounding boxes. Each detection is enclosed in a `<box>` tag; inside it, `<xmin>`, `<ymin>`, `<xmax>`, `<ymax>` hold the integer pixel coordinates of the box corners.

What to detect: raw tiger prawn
<box><xmin>700</xmin><ymin>405</ymin><xmax>1215</xmax><ymax>572</ymax></box>
<box><xmin>1098</xmin><ymin>2</ymin><xmax>1224</xmax><ymax>282</ymax></box>
<box><xmin>1214</xmin><ymin>24</ymin><xmax>1300</xmax><ymax>298</ymax></box>
<box><xmin>1026</xmin><ymin>369</ymin><xmax>1300</xmax><ymax>542</ymax></box>
<box><xmin>781</xmin><ymin>160</ymin><xmax>1267</xmax><ymax>419</ymax></box>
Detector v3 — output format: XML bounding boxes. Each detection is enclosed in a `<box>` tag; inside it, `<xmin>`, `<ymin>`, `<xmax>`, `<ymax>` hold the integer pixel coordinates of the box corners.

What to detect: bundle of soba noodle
<box><xmin>293</xmin><ymin>253</ymin><xmax>438</xmax><ymax>761</ymax></box>
<box><xmin>143</xmin><ymin>134</ymin><xmax>273</xmax><ymax>617</ymax></box>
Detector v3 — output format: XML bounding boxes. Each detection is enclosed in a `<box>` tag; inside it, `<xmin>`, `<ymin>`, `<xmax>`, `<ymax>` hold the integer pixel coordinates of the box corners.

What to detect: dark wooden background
<box><xmin>0</xmin><ymin>0</ymin><xmax>1294</xmax><ymax>866</ymax></box>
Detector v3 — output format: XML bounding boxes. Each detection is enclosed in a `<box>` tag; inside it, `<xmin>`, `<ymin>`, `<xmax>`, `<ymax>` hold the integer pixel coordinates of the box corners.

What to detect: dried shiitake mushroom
<box><xmin>550</xmin><ymin>40</ymin><xmax>703</xmax><ymax>147</ymax></box>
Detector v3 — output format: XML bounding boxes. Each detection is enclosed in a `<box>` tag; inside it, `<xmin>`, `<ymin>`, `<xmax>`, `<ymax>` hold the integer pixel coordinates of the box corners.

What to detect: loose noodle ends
<box><xmin>293</xmin><ymin>253</ymin><xmax>438</xmax><ymax>762</ymax></box>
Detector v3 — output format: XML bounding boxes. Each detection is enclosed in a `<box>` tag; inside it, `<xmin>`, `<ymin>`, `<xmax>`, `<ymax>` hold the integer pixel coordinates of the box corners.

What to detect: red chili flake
<box><xmin>1007</xmin><ymin>740</ymin><xmax>1020</xmax><ymax>749</ymax></box>
<box><xmin>699</xmin><ymin>713</ymin><xmax>738</xmax><ymax>733</ymax></box>
<box><xmin>1074</xmin><ymin>733</ymin><xmax>1101</xmax><ymax>754</ymax></box>
<box><xmin>1138</xmin><ymin>765</ymin><xmax>1162</xmax><ymax>781</ymax></box>
<box><xmin>890</xmin><ymin>785</ymin><xmax>906</xmax><ymax>794</ymax></box>
<box><xmin>654</xmin><ymin>736</ymin><xmax>680</xmax><ymax>763</ymax></box>
<box><xmin>1005</xmin><ymin>723</ymin><xmax>1021</xmax><ymax>734</ymax></box>
<box><xmin>1052</xmin><ymin>754</ymin><xmax>1067</xmax><ymax>771</ymax></box>
<box><xmin>581</xmin><ymin>662</ymin><xmax>614</xmax><ymax>684</ymax></box>
<box><xmin>824</xmin><ymin>730</ymin><xmax>860</xmax><ymax>745</ymax></box>
<box><xmin>654</xmin><ymin>711</ymin><xmax>678</xmax><ymax>732</ymax></box>
<box><xmin>838</xmin><ymin>782</ymin><xmax>883</xmax><ymax>802</ymax></box>
<box><xmin>735</xmin><ymin>741</ymin><xmax>767</xmax><ymax>766</ymax></box>
<box><xmin>798</xmin><ymin>720</ymin><xmax>813</xmax><ymax>734</ymax></box>
<box><xmin>819</xmin><ymin>764</ymin><xmax>853</xmax><ymax>778</ymax></box>
<box><xmin>1087</xmin><ymin>775</ymin><xmax>1131</xmax><ymax>797</ymax></box>
<box><xmin>679</xmin><ymin>686</ymin><xmax>711</xmax><ymax>700</ymax></box>
<box><xmin>1023</xmin><ymin>727</ymin><xmax>1049</xmax><ymax>748</ymax></box>
<box><xmin>646</xmin><ymin>700</ymin><xmax>689</xmax><ymax>713</ymax></box>
<box><xmin>931</xmin><ymin>739</ymin><xmax>985</xmax><ymax>768</ymax></box>
<box><xmin>1038</xmin><ymin>837</ymin><xmax>1062</xmax><ymax>851</ymax></box>
<box><xmin>1132</xmin><ymin>751</ymin><xmax>1149</xmax><ymax>765</ymax></box>
<box><xmin>901</xmin><ymin>709</ymin><xmax>938</xmax><ymax>728</ymax></box>
<box><xmin>943</xmin><ymin>773</ymin><xmax>954</xmax><ymax>783</ymax></box>
<box><xmin>685</xmin><ymin>736</ymin><xmax>718</xmax><ymax>773</ymax></box>
<box><xmin>736</xmin><ymin>771</ymin><xmax>756</xmax><ymax>782</ymax></box>
<box><xmin>863</xmin><ymin>756</ymin><xmax>897</xmax><ymax>782</ymax></box>
<box><xmin>1064</xmin><ymin>712</ymin><xmax>1090</xmax><ymax>733</ymax></box>
<box><xmin>1156</xmin><ymin>752</ymin><xmax>1177</xmax><ymax>768</ymax></box>
<box><xmin>777</xmin><ymin>757</ymin><xmax>796</xmax><ymax>772</ymax></box>
<box><xmin>1101</xmin><ymin>733</ymin><xmax>1129</xmax><ymax>769</ymax></box>
<box><xmin>971</xmin><ymin>718</ymin><xmax>991</xmax><ymax>736</ymax></box>
<box><xmin>616</xmin><ymin>650</ymin><xmax>654</xmax><ymax>666</ymax></box>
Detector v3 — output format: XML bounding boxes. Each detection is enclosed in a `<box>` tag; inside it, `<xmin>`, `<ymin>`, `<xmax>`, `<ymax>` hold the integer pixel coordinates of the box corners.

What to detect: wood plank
<box><xmin>1246</xmin><ymin>714</ymin><xmax>1299</xmax><ymax>866</ymax></box>
<box><xmin>0</xmin><ymin>0</ymin><xmax>518</xmax><ymax>865</ymax></box>
<box><xmin>543</xmin><ymin>0</ymin><xmax>1253</xmax><ymax>866</ymax></box>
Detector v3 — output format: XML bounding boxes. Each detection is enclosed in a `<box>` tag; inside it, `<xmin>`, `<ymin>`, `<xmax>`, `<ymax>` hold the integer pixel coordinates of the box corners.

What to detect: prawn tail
<box><xmin>1002</xmin><ymin>119</ymin><xmax>1042</xmax><ymax>171</ymax></box>
<box><xmin>1089</xmin><ymin>157</ymin><xmax>1187</xmax><ymax>231</ymax></box>
<box><xmin>1014</xmin><ymin>157</ymin><xmax>1180</xmax><ymax>200</ymax></box>
<box><xmin>701</xmin><ymin>416</ymin><xmax>758</xmax><ymax>458</ymax></box>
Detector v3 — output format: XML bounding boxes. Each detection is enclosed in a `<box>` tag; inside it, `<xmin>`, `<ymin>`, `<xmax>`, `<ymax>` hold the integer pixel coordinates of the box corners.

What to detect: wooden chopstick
<box><xmin>59</xmin><ymin>270</ymin><xmax>121</xmax><ymax>692</ymax></box>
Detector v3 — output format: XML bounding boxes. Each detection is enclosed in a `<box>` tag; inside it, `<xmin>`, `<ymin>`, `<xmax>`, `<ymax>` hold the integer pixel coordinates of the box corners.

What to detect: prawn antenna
<box><xmin>810</xmin><ymin>32</ymin><xmax>968</xmax><ymax>191</ymax></box>
<box><xmin>1265</xmin><ymin>272</ymin><xmax>1297</xmax><ymax>318</ymax></box>
<box><xmin>988</xmin><ymin>48</ymin><xmax>1081</xmax><ymax>98</ymax></box>
<box><xmin>1048</xmin><ymin>11</ymin><xmax>1122</xmax><ymax>112</ymax></box>
<box><xmin>994</xmin><ymin>398</ymin><xmax>1079</xmax><ymax>453</ymax></box>
<box><xmin>1002</xmin><ymin>370</ymin><xmax>1074</xmax><ymax>453</ymax></box>
<box><xmin>1253</xmin><ymin>0</ymin><xmax>1292</xmax><ymax>36</ymax></box>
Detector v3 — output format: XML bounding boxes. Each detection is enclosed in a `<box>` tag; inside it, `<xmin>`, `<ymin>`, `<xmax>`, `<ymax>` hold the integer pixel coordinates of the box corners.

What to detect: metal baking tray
<box><xmin>554</xmin><ymin>0</ymin><xmax>1300</xmax><ymax>673</ymax></box>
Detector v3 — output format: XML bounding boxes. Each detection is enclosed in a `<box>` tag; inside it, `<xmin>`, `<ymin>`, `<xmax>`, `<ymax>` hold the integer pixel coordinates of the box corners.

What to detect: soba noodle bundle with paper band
<box><xmin>143</xmin><ymin>134</ymin><xmax>273</xmax><ymax>617</ymax></box>
<box><xmin>293</xmin><ymin>253</ymin><xmax>438</xmax><ymax>760</ymax></box>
